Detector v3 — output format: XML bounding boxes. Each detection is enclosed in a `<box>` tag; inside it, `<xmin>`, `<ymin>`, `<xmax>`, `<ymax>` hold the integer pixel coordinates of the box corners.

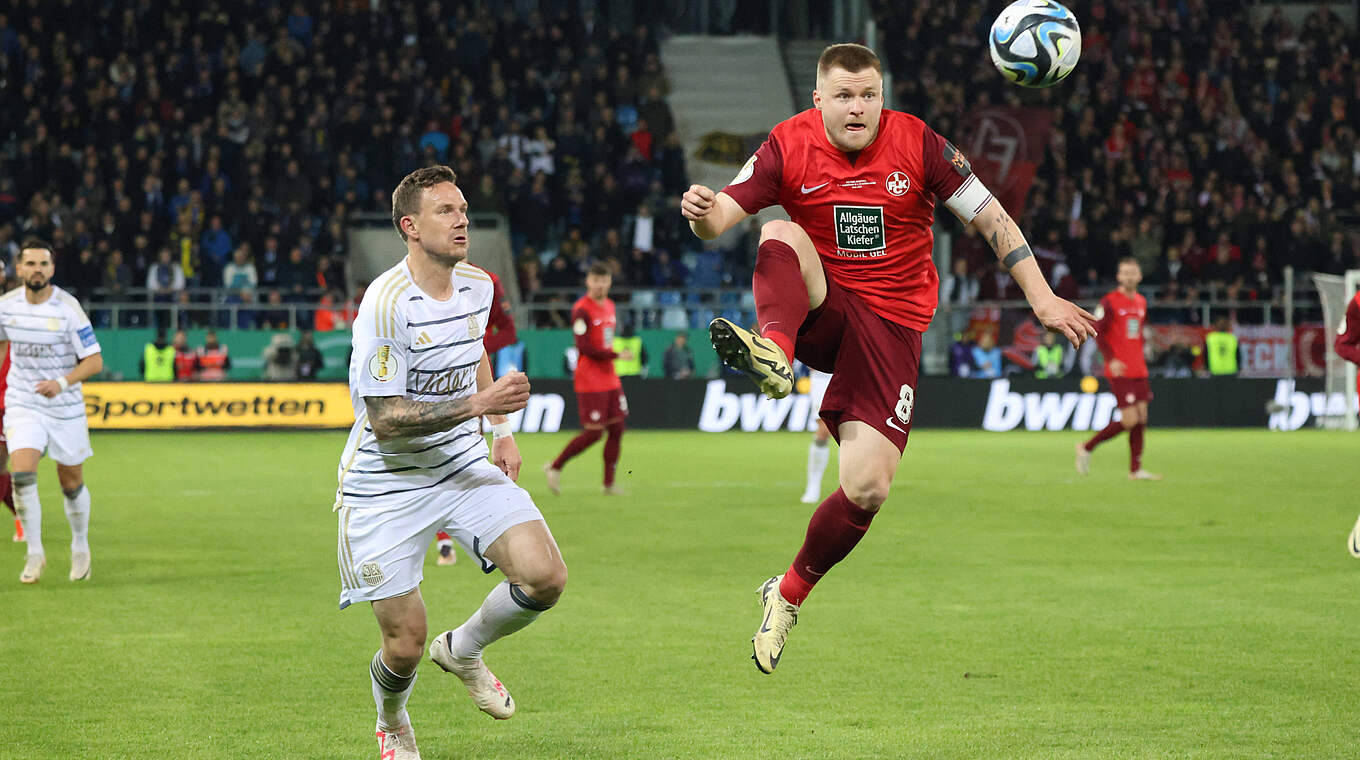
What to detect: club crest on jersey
<box><xmin>886</xmin><ymin>171</ymin><xmax>911</xmax><ymax>196</ymax></box>
<box><xmin>834</xmin><ymin>205</ymin><xmax>886</xmax><ymax>254</ymax></box>
<box><xmin>360</xmin><ymin>562</ymin><xmax>384</xmax><ymax>586</ymax></box>
<box><xmin>369</xmin><ymin>344</ymin><xmax>398</xmax><ymax>382</ymax></box>
<box><xmin>467</xmin><ymin>313</ymin><xmax>483</xmax><ymax>339</ymax></box>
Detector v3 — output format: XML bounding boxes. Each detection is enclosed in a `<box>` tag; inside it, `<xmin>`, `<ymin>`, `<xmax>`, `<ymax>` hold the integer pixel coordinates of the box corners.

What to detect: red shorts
<box><xmin>794</xmin><ymin>276</ymin><xmax>921</xmax><ymax>453</ymax></box>
<box><xmin>1107</xmin><ymin>376</ymin><xmax>1153</xmax><ymax>406</ymax></box>
<box><xmin>576</xmin><ymin>388</ymin><xmax>628</xmax><ymax>429</ymax></box>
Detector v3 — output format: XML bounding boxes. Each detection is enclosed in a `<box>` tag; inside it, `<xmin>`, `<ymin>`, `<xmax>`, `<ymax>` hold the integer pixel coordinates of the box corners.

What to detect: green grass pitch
<box><xmin>0</xmin><ymin>428</ymin><xmax>1354</xmax><ymax>759</ymax></box>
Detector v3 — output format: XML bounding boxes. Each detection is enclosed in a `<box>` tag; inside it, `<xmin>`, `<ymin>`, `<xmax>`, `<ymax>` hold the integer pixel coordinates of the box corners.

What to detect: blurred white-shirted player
<box><xmin>335</xmin><ymin>166</ymin><xmax>566</xmax><ymax>760</ymax></box>
<box><xmin>0</xmin><ymin>239</ymin><xmax>103</xmax><ymax>584</ymax></box>
<box><xmin>801</xmin><ymin>370</ymin><xmax>832</xmax><ymax>504</ymax></box>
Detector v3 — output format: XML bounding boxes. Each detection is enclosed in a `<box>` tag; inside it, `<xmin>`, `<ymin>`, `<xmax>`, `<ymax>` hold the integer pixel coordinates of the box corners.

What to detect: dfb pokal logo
<box><xmin>886</xmin><ymin>171</ymin><xmax>910</xmax><ymax>196</ymax></box>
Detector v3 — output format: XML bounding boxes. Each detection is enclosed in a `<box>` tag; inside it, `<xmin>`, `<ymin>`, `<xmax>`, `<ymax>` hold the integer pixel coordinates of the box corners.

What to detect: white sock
<box><xmin>805</xmin><ymin>440</ymin><xmax>830</xmax><ymax>496</ymax></box>
<box><xmin>14</xmin><ymin>474</ymin><xmax>42</xmax><ymax>557</ymax></box>
<box><xmin>63</xmin><ymin>485</ymin><xmax>90</xmax><ymax>554</ymax></box>
<box><xmin>448</xmin><ymin>581</ymin><xmax>552</xmax><ymax>661</ymax></box>
<box><xmin>370</xmin><ymin>651</ymin><xmax>417</xmax><ymax>730</ymax></box>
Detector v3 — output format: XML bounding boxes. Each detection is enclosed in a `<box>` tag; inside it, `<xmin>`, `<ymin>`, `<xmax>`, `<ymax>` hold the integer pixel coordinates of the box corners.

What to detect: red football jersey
<box><xmin>723</xmin><ymin>108</ymin><xmax>987</xmax><ymax>331</ymax></box>
<box><xmin>571</xmin><ymin>295</ymin><xmax>621</xmax><ymax>393</ymax></box>
<box><xmin>1095</xmin><ymin>289</ymin><xmax>1149</xmax><ymax>379</ymax></box>
<box><xmin>1335</xmin><ymin>291</ymin><xmax>1360</xmax><ymax>366</ymax></box>
<box><xmin>483</xmin><ymin>271</ymin><xmax>518</xmax><ymax>355</ymax></box>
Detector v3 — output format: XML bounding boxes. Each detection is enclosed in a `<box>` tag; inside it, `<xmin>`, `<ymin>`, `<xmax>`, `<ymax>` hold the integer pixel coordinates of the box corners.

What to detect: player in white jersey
<box><xmin>800</xmin><ymin>370</ymin><xmax>833</xmax><ymax>504</ymax></box>
<box><xmin>0</xmin><ymin>240</ymin><xmax>103</xmax><ymax>584</ymax></box>
<box><xmin>336</xmin><ymin>166</ymin><xmax>566</xmax><ymax>760</ymax></box>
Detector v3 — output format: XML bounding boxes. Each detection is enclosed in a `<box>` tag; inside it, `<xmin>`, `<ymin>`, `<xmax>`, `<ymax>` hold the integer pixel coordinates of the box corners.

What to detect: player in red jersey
<box><xmin>1075</xmin><ymin>257</ymin><xmax>1162</xmax><ymax>481</ymax></box>
<box><xmin>543</xmin><ymin>263</ymin><xmax>629</xmax><ymax>495</ymax></box>
<box><xmin>1335</xmin><ymin>290</ymin><xmax>1360</xmax><ymax>555</ymax></box>
<box><xmin>0</xmin><ymin>344</ymin><xmax>16</xmax><ymax>542</ymax></box>
<box><xmin>681</xmin><ymin>44</ymin><xmax>1096</xmax><ymax>673</ymax></box>
<box><xmin>435</xmin><ymin>268</ymin><xmax>520</xmax><ymax>566</ymax></box>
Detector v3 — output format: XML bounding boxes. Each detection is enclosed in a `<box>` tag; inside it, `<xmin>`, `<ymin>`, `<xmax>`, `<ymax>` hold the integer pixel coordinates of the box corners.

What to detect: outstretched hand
<box><xmin>478</xmin><ymin>372</ymin><xmax>531</xmax><ymax>416</ymax></box>
<box><xmin>680</xmin><ymin>184</ymin><xmax>717</xmax><ymax>221</ymax></box>
<box><xmin>1033</xmin><ymin>296</ymin><xmax>1099</xmax><ymax>348</ymax></box>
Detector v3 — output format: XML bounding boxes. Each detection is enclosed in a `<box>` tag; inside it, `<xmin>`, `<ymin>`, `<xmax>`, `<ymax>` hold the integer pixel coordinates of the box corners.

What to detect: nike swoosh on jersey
<box><xmin>800</xmin><ymin>182</ymin><xmax>829</xmax><ymax>194</ymax></box>
<box><xmin>885</xmin><ymin>417</ymin><xmax>908</xmax><ymax>434</ymax></box>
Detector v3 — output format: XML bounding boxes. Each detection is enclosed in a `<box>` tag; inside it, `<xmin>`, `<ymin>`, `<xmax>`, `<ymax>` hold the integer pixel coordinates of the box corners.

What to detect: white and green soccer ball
<box><xmin>988</xmin><ymin>0</ymin><xmax>1082</xmax><ymax>88</ymax></box>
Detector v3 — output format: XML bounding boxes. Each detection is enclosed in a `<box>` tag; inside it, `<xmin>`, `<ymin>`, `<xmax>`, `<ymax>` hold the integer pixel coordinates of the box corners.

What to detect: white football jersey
<box><xmin>0</xmin><ymin>286</ymin><xmax>101</xmax><ymax>419</ymax></box>
<box><xmin>335</xmin><ymin>259</ymin><xmax>495</xmax><ymax>509</ymax></box>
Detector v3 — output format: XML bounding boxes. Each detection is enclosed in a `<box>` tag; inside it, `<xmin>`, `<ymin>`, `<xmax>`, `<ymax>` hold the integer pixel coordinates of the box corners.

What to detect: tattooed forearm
<box><xmin>1002</xmin><ymin>245</ymin><xmax>1034</xmax><ymax>269</ymax></box>
<box><xmin>364</xmin><ymin>395</ymin><xmax>484</xmax><ymax>440</ymax></box>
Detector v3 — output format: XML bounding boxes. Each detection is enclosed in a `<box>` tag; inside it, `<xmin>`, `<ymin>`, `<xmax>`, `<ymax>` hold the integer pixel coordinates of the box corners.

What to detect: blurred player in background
<box><xmin>1</xmin><ymin>336</ymin><xmax>14</xmax><ymax>542</ymax></box>
<box><xmin>0</xmin><ymin>240</ymin><xmax>104</xmax><ymax>584</ymax></box>
<box><xmin>682</xmin><ymin>44</ymin><xmax>1095</xmax><ymax>673</ymax></box>
<box><xmin>800</xmin><ymin>370</ymin><xmax>832</xmax><ymax>504</ymax></box>
<box><xmin>436</xmin><ymin>265</ymin><xmax>519</xmax><ymax>566</ymax></box>
<box><xmin>1075</xmin><ymin>257</ymin><xmax>1162</xmax><ymax>481</ymax></box>
<box><xmin>336</xmin><ymin>167</ymin><xmax>566</xmax><ymax>759</ymax></box>
<box><xmin>1335</xmin><ymin>289</ymin><xmax>1360</xmax><ymax>555</ymax></box>
<box><xmin>543</xmin><ymin>263</ymin><xmax>629</xmax><ymax>496</ymax></box>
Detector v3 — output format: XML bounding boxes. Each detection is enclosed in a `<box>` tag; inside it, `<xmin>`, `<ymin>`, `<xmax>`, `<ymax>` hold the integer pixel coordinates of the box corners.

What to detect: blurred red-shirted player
<box><xmin>680</xmin><ymin>43</ymin><xmax>1095</xmax><ymax>674</ymax></box>
<box><xmin>1335</xmin><ymin>290</ymin><xmax>1360</xmax><ymax>556</ymax></box>
<box><xmin>0</xmin><ymin>344</ymin><xmax>16</xmax><ymax>541</ymax></box>
<box><xmin>1075</xmin><ymin>257</ymin><xmax>1162</xmax><ymax>481</ymax></box>
<box><xmin>435</xmin><ymin>268</ymin><xmax>519</xmax><ymax>566</ymax></box>
<box><xmin>543</xmin><ymin>263</ymin><xmax>629</xmax><ymax>496</ymax></box>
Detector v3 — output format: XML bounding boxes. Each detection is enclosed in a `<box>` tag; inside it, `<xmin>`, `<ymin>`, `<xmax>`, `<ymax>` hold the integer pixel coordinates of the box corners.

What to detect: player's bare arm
<box><xmin>478</xmin><ymin>351</ymin><xmax>522</xmax><ymax>481</ymax></box>
<box><xmin>682</xmin><ymin>184</ymin><xmax>749</xmax><ymax>240</ymax></box>
<box><xmin>969</xmin><ymin>199</ymin><xmax>1097</xmax><ymax>347</ymax></box>
<box><xmin>35</xmin><ymin>352</ymin><xmax>102</xmax><ymax>398</ymax></box>
<box><xmin>365</xmin><ymin>371</ymin><xmax>530</xmax><ymax>441</ymax></box>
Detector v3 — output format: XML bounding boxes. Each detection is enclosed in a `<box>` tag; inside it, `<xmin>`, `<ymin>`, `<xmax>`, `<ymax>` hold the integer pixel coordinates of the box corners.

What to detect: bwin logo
<box><xmin>698</xmin><ymin>380</ymin><xmax>821</xmax><ymax>433</ymax></box>
<box><xmin>982</xmin><ymin>379</ymin><xmax>1120</xmax><ymax>432</ymax></box>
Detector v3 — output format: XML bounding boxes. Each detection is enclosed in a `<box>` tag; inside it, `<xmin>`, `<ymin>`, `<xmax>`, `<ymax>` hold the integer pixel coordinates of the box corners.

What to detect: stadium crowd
<box><xmin>877</xmin><ymin>0</ymin><xmax>1360</xmax><ymax>308</ymax></box>
<box><xmin>0</xmin><ymin>0</ymin><xmax>694</xmax><ymax>330</ymax></box>
<box><xmin>3</xmin><ymin>0</ymin><xmax>1358</xmax><ymax>335</ymax></box>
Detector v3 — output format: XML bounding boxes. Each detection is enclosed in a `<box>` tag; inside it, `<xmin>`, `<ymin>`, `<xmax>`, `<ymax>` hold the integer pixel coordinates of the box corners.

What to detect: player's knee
<box><xmin>758</xmin><ymin>219</ymin><xmax>803</xmax><ymax>246</ymax></box>
<box><xmin>841</xmin><ymin>478</ymin><xmax>890</xmax><ymax>511</ymax></box>
<box><xmin>517</xmin><ymin>562</ymin><xmax>567</xmax><ymax>607</ymax></box>
<box><xmin>1119</xmin><ymin>413</ymin><xmax>1138</xmax><ymax>430</ymax></box>
<box><xmin>382</xmin><ymin>629</ymin><xmax>426</xmax><ymax>669</ymax></box>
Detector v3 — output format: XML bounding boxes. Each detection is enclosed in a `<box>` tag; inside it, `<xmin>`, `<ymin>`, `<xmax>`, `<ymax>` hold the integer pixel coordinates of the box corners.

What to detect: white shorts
<box><xmin>336</xmin><ymin>458</ymin><xmax>545</xmax><ymax>609</ymax></box>
<box><xmin>808</xmin><ymin>370</ymin><xmax>832</xmax><ymax>425</ymax></box>
<box><xmin>4</xmin><ymin>407</ymin><xmax>93</xmax><ymax>465</ymax></box>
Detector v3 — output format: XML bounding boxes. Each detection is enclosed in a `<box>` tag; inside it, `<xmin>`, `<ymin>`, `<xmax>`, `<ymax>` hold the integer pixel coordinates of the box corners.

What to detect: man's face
<box><xmin>813</xmin><ymin>66</ymin><xmax>884</xmax><ymax>152</ymax></box>
<box><xmin>1117</xmin><ymin>261</ymin><xmax>1142</xmax><ymax>290</ymax></box>
<box><xmin>586</xmin><ymin>272</ymin><xmax>611</xmax><ymax>300</ymax></box>
<box><xmin>16</xmin><ymin>249</ymin><xmax>53</xmax><ymax>292</ymax></box>
<box><xmin>405</xmin><ymin>182</ymin><xmax>470</xmax><ymax>264</ymax></box>
<box><xmin>173</xmin><ymin>331</ymin><xmax>188</xmax><ymax>349</ymax></box>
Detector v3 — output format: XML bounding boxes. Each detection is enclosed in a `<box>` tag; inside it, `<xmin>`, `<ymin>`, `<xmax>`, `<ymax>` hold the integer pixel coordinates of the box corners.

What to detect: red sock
<box><xmin>1129</xmin><ymin>423</ymin><xmax>1145</xmax><ymax>472</ymax></box>
<box><xmin>436</xmin><ymin>531</ymin><xmax>451</xmax><ymax>543</ymax></box>
<box><xmin>778</xmin><ymin>488</ymin><xmax>876</xmax><ymax>606</ymax></box>
<box><xmin>0</xmin><ymin>472</ymin><xmax>12</xmax><ymax>514</ymax></box>
<box><xmin>551</xmin><ymin>429</ymin><xmax>603</xmax><ymax>470</ymax></box>
<box><xmin>752</xmin><ymin>239</ymin><xmax>808</xmax><ymax>363</ymax></box>
<box><xmin>1084</xmin><ymin>420</ymin><xmax>1125</xmax><ymax>451</ymax></box>
<box><xmin>603</xmin><ymin>421</ymin><xmax>624</xmax><ymax>486</ymax></box>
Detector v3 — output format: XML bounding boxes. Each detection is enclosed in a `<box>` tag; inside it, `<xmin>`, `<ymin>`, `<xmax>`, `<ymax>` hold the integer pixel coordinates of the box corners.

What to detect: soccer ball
<box><xmin>988</xmin><ymin>0</ymin><xmax>1081</xmax><ymax>88</ymax></box>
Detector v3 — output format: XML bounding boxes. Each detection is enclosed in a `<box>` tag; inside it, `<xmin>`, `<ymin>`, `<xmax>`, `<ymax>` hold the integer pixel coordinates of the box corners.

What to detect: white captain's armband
<box><xmin>944</xmin><ymin>174</ymin><xmax>995</xmax><ymax>225</ymax></box>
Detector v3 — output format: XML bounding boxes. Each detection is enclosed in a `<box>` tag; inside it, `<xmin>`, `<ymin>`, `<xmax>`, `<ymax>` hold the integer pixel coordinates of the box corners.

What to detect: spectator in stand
<box><xmin>261</xmin><ymin>290</ymin><xmax>290</xmax><ymax>330</ymax></box>
<box><xmin>663</xmin><ymin>332</ymin><xmax>695</xmax><ymax>379</ymax></box>
<box><xmin>950</xmin><ymin>332</ymin><xmax>976</xmax><ymax>378</ymax></box>
<box><xmin>197</xmin><ymin>330</ymin><xmax>231</xmax><ymax>381</ymax></box>
<box><xmin>147</xmin><ymin>247</ymin><xmax>186</xmax><ymax>327</ymax></box>
<box><xmin>296</xmin><ymin>331</ymin><xmax>324</xmax><ymax>380</ymax></box>
<box><xmin>223</xmin><ymin>246</ymin><xmax>258</xmax><ymax>293</ymax></box>
<box><xmin>200</xmin><ymin>215</ymin><xmax>233</xmax><ymax>287</ymax></box>
<box><xmin>971</xmin><ymin>332</ymin><xmax>1003</xmax><ymax>380</ymax></box>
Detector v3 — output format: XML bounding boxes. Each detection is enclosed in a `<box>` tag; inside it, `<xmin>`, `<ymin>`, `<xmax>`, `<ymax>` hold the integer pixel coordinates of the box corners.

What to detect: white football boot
<box><xmin>542</xmin><ymin>463</ymin><xmax>562</xmax><ymax>496</ymax></box>
<box><xmin>19</xmin><ymin>554</ymin><xmax>44</xmax><ymax>584</ymax></box>
<box><xmin>1128</xmin><ymin>469</ymin><xmax>1163</xmax><ymax>481</ymax></box>
<box><xmin>70</xmin><ymin>551</ymin><xmax>91</xmax><ymax>581</ymax></box>
<box><xmin>1074</xmin><ymin>441</ymin><xmax>1091</xmax><ymax>475</ymax></box>
<box><xmin>1347</xmin><ymin>514</ymin><xmax>1360</xmax><ymax>558</ymax></box>
<box><xmin>374</xmin><ymin>723</ymin><xmax>420</xmax><ymax>759</ymax></box>
<box><xmin>429</xmin><ymin>630</ymin><xmax>515</xmax><ymax>719</ymax></box>
<box><xmin>751</xmin><ymin>575</ymin><xmax>800</xmax><ymax>674</ymax></box>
